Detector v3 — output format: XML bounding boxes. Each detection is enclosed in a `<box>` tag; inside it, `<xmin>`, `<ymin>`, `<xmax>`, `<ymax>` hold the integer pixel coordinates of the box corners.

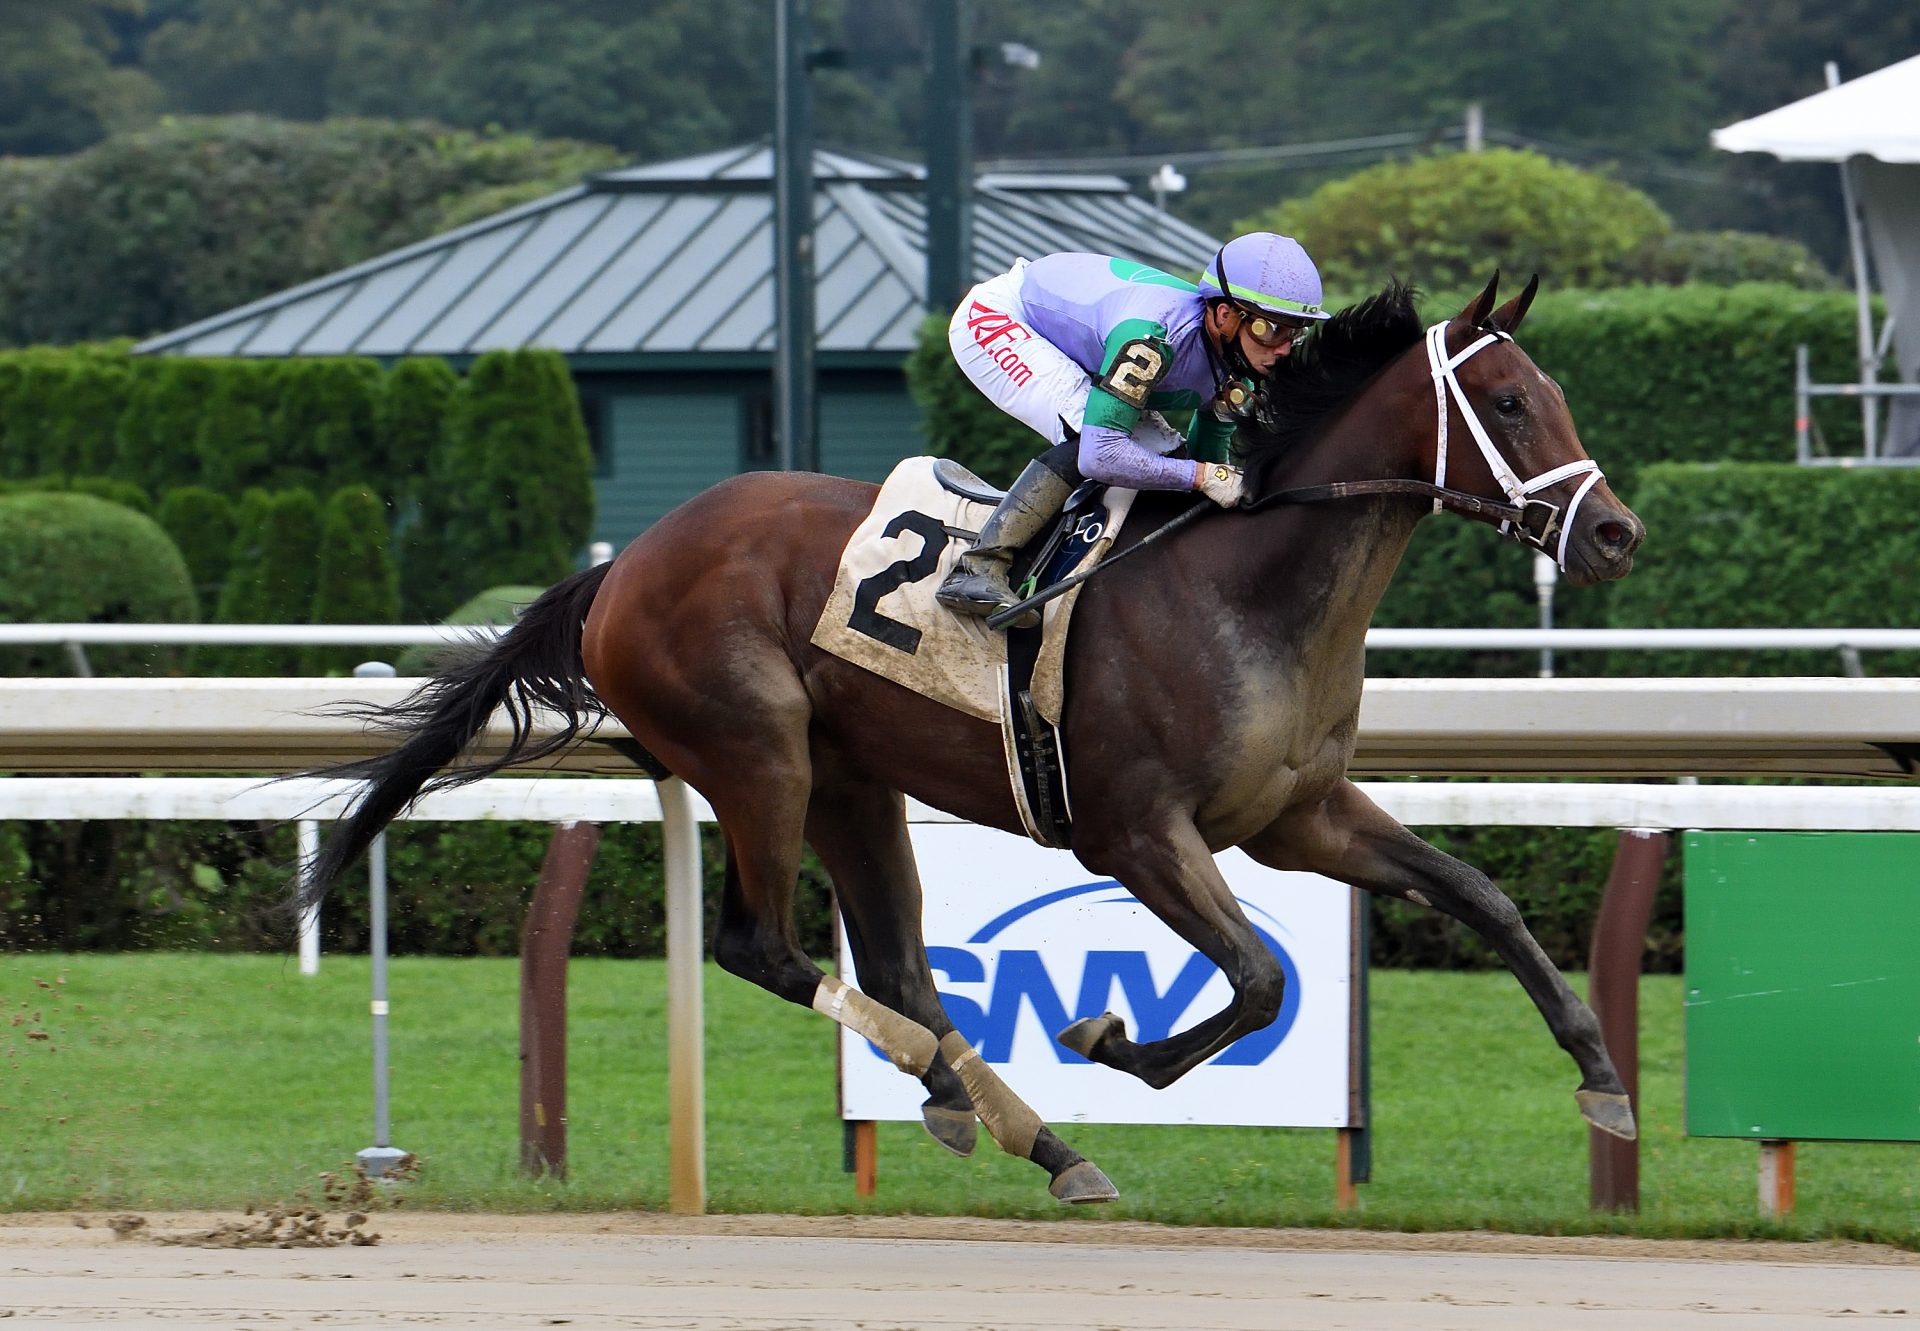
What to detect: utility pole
<box><xmin>924</xmin><ymin>0</ymin><xmax>973</xmax><ymax>312</ymax></box>
<box><xmin>1827</xmin><ymin>61</ymin><xmax>1880</xmax><ymax>458</ymax></box>
<box><xmin>774</xmin><ymin>0</ymin><xmax>818</xmax><ymax>472</ymax></box>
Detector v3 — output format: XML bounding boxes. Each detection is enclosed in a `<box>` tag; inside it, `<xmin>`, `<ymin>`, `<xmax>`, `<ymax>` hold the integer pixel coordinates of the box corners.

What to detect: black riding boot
<box><xmin>935</xmin><ymin>460</ymin><xmax>1072</xmax><ymax>630</ymax></box>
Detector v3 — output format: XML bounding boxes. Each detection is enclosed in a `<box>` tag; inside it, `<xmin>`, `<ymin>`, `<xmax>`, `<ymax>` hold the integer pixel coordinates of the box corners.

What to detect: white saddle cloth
<box><xmin>810</xmin><ymin>457</ymin><xmax>1134</xmax><ymax>728</ymax></box>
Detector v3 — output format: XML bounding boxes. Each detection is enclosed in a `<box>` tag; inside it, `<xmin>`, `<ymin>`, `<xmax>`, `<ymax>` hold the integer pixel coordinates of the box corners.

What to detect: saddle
<box><xmin>811</xmin><ymin>457</ymin><xmax>1138</xmax><ymax>848</ymax></box>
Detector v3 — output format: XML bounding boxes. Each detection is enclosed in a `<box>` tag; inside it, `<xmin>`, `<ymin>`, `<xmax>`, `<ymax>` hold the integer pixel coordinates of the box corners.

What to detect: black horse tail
<box><xmin>293</xmin><ymin>562</ymin><xmax>614</xmax><ymax>917</ymax></box>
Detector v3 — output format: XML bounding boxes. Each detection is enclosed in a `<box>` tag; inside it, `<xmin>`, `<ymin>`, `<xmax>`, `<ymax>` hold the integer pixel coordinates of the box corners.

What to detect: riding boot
<box><xmin>936</xmin><ymin>460</ymin><xmax>1073</xmax><ymax>630</ymax></box>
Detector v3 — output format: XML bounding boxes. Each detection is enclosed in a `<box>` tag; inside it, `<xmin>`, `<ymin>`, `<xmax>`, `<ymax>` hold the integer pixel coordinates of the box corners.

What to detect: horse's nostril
<box><xmin>1596</xmin><ymin>520</ymin><xmax>1629</xmax><ymax>548</ymax></box>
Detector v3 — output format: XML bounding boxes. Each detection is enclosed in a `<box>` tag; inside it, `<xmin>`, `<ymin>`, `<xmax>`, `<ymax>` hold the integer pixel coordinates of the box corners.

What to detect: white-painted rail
<box><xmin>7</xmin><ymin>622</ymin><xmax>1920</xmax><ymax>653</ymax></box>
<box><xmin>1</xmin><ymin>677</ymin><xmax>1916</xmax><ymax>779</ymax></box>
<box><xmin>7</xmin><ymin>775</ymin><xmax>1920</xmax><ymax>831</ymax></box>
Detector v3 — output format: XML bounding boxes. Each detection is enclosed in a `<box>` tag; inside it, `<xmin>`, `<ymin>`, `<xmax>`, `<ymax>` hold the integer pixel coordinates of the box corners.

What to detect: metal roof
<box><xmin>135</xmin><ymin>142</ymin><xmax>1221</xmax><ymax>360</ymax></box>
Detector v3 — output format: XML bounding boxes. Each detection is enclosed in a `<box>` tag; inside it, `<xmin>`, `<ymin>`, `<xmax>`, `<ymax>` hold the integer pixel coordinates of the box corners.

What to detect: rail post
<box><xmin>660</xmin><ymin>777</ymin><xmax>706</xmax><ymax>1214</ymax></box>
<box><xmin>297</xmin><ymin>819</ymin><xmax>321</xmax><ymax>975</ymax></box>
<box><xmin>519</xmin><ymin>819</ymin><xmax>601</xmax><ymax>1178</ymax></box>
<box><xmin>352</xmin><ymin>660</ymin><xmax>410</xmax><ymax>1178</ymax></box>
<box><xmin>1587</xmin><ymin>826</ymin><xmax>1668</xmax><ymax>1212</ymax></box>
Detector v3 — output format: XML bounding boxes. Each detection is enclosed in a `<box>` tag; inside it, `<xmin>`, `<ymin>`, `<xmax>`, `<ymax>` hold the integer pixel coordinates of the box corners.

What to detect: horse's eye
<box><xmin>1493</xmin><ymin>393</ymin><xmax>1523</xmax><ymax>415</ymax></box>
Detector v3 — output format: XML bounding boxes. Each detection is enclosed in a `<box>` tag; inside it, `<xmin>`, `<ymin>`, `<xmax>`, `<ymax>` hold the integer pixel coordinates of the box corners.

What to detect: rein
<box><xmin>983</xmin><ymin>319</ymin><xmax>1604</xmax><ymax>630</ymax></box>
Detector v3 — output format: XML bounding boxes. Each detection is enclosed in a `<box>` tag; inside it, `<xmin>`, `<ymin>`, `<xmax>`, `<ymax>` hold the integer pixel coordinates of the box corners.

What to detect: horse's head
<box><xmin>1428</xmin><ymin>274</ymin><xmax>1643</xmax><ymax>586</ymax></box>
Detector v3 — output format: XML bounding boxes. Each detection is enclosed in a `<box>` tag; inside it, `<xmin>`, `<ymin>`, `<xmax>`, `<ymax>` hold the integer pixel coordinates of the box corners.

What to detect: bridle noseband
<box><xmin>1424</xmin><ymin>320</ymin><xmax>1603</xmax><ymax>571</ymax></box>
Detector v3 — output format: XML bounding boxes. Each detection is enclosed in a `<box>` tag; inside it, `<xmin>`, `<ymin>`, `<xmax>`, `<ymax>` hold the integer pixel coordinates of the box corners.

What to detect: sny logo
<box><xmin>865</xmin><ymin>881</ymin><xmax>1302</xmax><ymax>1066</ymax></box>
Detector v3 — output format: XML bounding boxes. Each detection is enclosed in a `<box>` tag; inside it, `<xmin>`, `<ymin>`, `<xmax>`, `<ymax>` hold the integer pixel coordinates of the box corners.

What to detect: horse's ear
<box><xmin>1449</xmin><ymin>271</ymin><xmax>1501</xmax><ymax>333</ymax></box>
<box><xmin>1489</xmin><ymin>273</ymin><xmax>1540</xmax><ymax>335</ymax></box>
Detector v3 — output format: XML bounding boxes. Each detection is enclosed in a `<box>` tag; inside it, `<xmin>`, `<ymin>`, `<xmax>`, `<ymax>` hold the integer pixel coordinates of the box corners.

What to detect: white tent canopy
<box><xmin>1713</xmin><ymin>55</ymin><xmax>1920</xmax><ymax>457</ymax></box>
<box><xmin>1711</xmin><ymin>54</ymin><xmax>1920</xmax><ymax>164</ymax></box>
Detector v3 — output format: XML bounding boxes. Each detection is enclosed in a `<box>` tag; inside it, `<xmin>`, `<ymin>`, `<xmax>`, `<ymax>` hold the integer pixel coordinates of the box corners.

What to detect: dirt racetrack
<box><xmin>2</xmin><ymin>1211</ymin><xmax>1917</xmax><ymax>1329</ymax></box>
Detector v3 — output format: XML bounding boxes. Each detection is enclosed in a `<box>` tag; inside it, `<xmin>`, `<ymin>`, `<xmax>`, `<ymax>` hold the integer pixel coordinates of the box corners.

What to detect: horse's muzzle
<box><xmin>1561</xmin><ymin>496</ymin><xmax>1645</xmax><ymax>586</ymax></box>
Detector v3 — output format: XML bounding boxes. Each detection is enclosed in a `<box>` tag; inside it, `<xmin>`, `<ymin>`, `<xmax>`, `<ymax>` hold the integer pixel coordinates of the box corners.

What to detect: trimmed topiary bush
<box><xmin>113</xmin><ymin>358</ymin><xmax>216</xmax><ymax>494</ymax></box>
<box><xmin>157</xmin><ymin>485</ymin><xmax>238</xmax><ymax>609</ymax></box>
<box><xmin>380</xmin><ymin>356</ymin><xmax>457</xmax><ymax>509</ymax></box>
<box><xmin>407</xmin><ymin>349</ymin><xmax>593</xmax><ymax>617</ymax></box>
<box><xmin>0</xmin><ymin>490</ymin><xmax>195</xmax><ymax>675</ymax></box>
<box><xmin>1240</xmin><ymin>148</ymin><xmax>1674</xmax><ymax>301</ymax></box>
<box><xmin>271</xmin><ymin>357</ymin><xmax>385</xmax><ymax>495</ymax></box>
<box><xmin>206</xmin><ymin>487</ymin><xmax>322</xmax><ymax>675</ymax></box>
<box><xmin>193</xmin><ymin>360</ymin><xmax>280</xmax><ymax>494</ymax></box>
<box><xmin>303</xmin><ymin>485</ymin><xmax>401</xmax><ymax>676</ymax></box>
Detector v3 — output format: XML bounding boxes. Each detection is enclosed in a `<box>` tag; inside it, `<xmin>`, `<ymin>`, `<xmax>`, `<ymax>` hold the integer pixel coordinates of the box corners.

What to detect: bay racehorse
<box><xmin>296</xmin><ymin>274</ymin><xmax>1644</xmax><ymax>1203</ymax></box>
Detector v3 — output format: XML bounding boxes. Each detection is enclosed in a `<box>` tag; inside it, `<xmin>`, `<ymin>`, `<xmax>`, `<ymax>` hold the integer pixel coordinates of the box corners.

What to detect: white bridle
<box><xmin>1425</xmin><ymin>320</ymin><xmax>1604</xmax><ymax>571</ymax></box>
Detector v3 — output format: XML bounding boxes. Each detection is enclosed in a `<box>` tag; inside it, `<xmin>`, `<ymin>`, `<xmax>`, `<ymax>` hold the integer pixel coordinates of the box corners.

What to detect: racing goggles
<box><xmin>1235</xmin><ymin>306</ymin><xmax>1314</xmax><ymax>348</ymax></box>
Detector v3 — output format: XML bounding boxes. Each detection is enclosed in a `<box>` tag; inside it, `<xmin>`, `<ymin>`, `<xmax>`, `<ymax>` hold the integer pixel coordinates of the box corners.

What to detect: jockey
<box><xmin>935</xmin><ymin>231</ymin><xmax>1332</xmax><ymax>627</ymax></box>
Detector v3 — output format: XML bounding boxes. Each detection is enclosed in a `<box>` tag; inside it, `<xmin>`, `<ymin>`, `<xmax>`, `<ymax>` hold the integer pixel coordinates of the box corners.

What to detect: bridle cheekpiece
<box><xmin>1425</xmin><ymin>320</ymin><xmax>1603</xmax><ymax>571</ymax></box>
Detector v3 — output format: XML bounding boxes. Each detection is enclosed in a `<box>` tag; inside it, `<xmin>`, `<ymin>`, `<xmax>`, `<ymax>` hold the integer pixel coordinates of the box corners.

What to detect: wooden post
<box><xmin>1338</xmin><ymin>886</ymin><xmax>1370</xmax><ymax>1210</ymax></box>
<box><xmin>1335</xmin><ymin>1129</ymin><xmax>1358</xmax><ymax>1211</ymax></box>
<box><xmin>853</xmin><ymin>1120</ymin><xmax>878</xmax><ymax>1197</ymax></box>
<box><xmin>519</xmin><ymin>820</ymin><xmax>601</xmax><ymax>1178</ymax></box>
<box><xmin>1587</xmin><ymin>827</ymin><xmax>1668</xmax><ymax>1212</ymax></box>
<box><xmin>1759</xmin><ymin>1139</ymin><xmax>1797</xmax><ymax>1217</ymax></box>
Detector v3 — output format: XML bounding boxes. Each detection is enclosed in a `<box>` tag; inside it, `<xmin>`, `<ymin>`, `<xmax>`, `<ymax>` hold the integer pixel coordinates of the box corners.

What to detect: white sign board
<box><xmin>839</xmin><ymin>823</ymin><xmax>1353</xmax><ymax>1128</ymax></box>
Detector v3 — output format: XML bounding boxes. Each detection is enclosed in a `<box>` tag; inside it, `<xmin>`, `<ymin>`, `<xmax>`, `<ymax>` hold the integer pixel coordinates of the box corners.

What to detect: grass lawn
<box><xmin>2</xmin><ymin>953</ymin><xmax>1914</xmax><ymax>1246</ymax></box>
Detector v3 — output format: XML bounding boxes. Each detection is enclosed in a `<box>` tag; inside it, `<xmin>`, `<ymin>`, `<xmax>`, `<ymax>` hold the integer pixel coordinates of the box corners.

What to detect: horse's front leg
<box><xmin>1058</xmin><ymin>816</ymin><xmax>1289</xmax><ymax>1089</ymax></box>
<box><xmin>1242</xmin><ymin>779</ymin><xmax>1635</xmax><ymax>1139</ymax></box>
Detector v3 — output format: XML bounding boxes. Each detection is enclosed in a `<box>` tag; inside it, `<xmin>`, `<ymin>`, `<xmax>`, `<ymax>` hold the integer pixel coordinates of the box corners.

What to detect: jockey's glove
<box><xmin>1194</xmin><ymin>461</ymin><xmax>1252</xmax><ymax>509</ymax></box>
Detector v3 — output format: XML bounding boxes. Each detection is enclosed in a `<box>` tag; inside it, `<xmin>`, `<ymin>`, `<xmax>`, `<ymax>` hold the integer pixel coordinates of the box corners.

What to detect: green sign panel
<box><xmin>1685</xmin><ymin>832</ymin><xmax>1920</xmax><ymax>1142</ymax></box>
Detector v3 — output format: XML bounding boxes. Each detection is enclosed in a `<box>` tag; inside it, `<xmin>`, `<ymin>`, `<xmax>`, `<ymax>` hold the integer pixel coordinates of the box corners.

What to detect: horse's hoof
<box><xmin>1057</xmin><ymin>1011</ymin><xmax>1124</xmax><ymax>1061</ymax></box>
<box><xmin>920</xmin><ymin>1104</ymin><xmax>977</xmax><ymax>1158</ymax></box>
<box><xmin>1048</xmin><ymin>1160</ymin><xmax>1119</xmax><ymax>1205</ymax></box>
<box><xmin>1577</xmin><ymin>1089</ymin><xmax>1638</xmax><ymax>1140</ymax></box>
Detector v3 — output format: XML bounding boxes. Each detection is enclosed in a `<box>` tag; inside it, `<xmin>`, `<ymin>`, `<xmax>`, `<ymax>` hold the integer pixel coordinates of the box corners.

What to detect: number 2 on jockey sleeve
<box><xmin>1102</xmin><ymin>338</ymin><xmax>1167</xmax><ymax>409</ymax></box>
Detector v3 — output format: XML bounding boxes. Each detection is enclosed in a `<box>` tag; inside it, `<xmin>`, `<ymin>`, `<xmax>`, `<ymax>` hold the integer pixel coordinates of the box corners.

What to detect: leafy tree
<box><xmin>1642</xmin><ymin>230</ymin><xmax>1836</xmax><ymax>289</ymax></box>
<box><xmin>1241</xmin><ymin>149</ymin><xmax>1673</xmax><ymax>301</ymax></box>
<box><xmin>0</xmin><ymin>0</ymin><xmax>160</xmax><ymax>155</ymax></box>
<box><xmin>140</xmin><ymin>0</ymin><xmax>345</xmax><ymax>121</ymax></box>
<box><xmin>0</xmin><ymin>116</ymin><xmax>623</xmax><ymax>346</ymax></box>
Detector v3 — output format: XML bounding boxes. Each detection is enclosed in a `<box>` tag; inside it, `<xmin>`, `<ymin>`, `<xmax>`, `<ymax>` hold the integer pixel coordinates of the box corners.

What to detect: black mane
<box><xmin>1234</xmin><ymin>280</ymin><xmax>1424</xmax><ymax>489</ymax></box>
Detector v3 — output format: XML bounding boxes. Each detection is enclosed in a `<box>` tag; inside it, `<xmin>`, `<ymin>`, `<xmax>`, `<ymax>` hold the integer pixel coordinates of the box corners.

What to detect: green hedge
<box><xmin>0</xmin><ymin>491</ymin><xmax>196</xmax><ymax>676</ymax></box>
<box><xmin>1602</xmin><ymin>462</ymin><xmax>1920</xmax><ymax>676</ymax></box>
<box><xmin>0</xmin><ymin>345</ymin><xmax>594</xmax><ymax>639</ymax></box>
<box><xmin>304</xmin><ymin>485</ymin><xmax>402</xmax><ymax>676</ymax></box>
<box><xmin>0</xmin><ymin>819</ymin><xmax>837</xmax><ymax>963</ymax></box>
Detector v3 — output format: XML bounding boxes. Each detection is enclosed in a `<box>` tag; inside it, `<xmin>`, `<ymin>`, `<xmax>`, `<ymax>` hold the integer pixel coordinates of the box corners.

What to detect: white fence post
<box><xmin>297</xmin><ymin>818</ymin><xmax>321</xmax><ymax>975</ymax></box>
<box><xmin>659</xmin><ymin>776</ymin><xmax>706</xmax><ymax>1215</ymax></box>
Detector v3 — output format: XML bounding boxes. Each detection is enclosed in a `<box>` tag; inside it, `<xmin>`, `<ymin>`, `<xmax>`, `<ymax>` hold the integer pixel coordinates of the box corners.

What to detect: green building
<box><xmin>137</xmin><ymin>144</ymin><xmax>1219</xmax><ymax>549</ymax></box>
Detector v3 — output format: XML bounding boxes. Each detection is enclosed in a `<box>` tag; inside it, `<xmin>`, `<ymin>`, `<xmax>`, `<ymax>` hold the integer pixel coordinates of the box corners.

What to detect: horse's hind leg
<box><xmin>807</xmin><ymin>775</ymin><xmax>1117</xmax><ymax>1204</ymax></box>
<box><xmin>1244</xmin><ymin>780</ymin><xmax>1634</xmax><ymax>1140</ymax></box>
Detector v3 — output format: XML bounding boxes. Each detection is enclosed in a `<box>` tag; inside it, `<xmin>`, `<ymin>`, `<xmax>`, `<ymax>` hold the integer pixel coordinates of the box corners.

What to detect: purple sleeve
<box><xmin>1077</xmin><ymin>424</ymin><xmax>1200</xmax><ymax>491</ymax></box>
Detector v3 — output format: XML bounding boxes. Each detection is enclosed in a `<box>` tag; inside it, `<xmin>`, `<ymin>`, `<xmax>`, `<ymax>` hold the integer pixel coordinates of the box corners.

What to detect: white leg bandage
<box><xmin>812</xmin><ymin>975</ymin><xmax>937</xmax><ymax>1077</ymax></box>
<box><xmin>938</xmin><ymin>1031</ymin><xmax>1042</xmax><ymax>1158</ymax></box>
